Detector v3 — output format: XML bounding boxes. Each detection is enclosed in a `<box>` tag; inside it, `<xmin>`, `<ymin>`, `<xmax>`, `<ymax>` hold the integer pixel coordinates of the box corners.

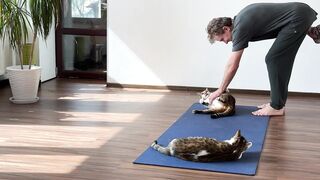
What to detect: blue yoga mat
<box><xmin>133</xmin><ymin>103</ymin><xmax>269</xmax><ymax>175</ymax></box>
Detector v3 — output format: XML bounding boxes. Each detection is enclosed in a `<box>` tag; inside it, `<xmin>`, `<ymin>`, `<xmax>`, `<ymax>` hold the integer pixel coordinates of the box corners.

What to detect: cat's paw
<box><xmin>210</xmin><ymin>114</ymin><xmax>219</xmax><ymax>119</ymax></box>
<box><xmin>151</xmin><ymin>140</ymin><xmax>158</xmax><ymax>147</ymax></box>
<box><xmin>192</xmin><ymin>110</ymin><xmax>199</xmax><ymax>114</ymax></box>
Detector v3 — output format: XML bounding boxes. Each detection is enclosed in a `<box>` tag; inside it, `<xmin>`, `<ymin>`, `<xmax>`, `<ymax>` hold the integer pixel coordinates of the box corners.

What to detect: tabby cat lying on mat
<box><xmin>193</xmin><ymin>88</ymin><xmax>236</xmax><ymax>118</ymax></box>
<box><xmin>151</xmin><ymin>130</ymin><xmax>252</xmax><ymax>162</ymax></box>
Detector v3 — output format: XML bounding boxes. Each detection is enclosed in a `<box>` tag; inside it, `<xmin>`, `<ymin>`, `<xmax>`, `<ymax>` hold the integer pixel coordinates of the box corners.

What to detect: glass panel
<box><xmin>62</xmin><ymin>35</ymin><xmax>106</xmax><ymax>72</ymax></box>
<box><xmin>71</xmin><ymin>0</ymin><xmax>102</xmax><ymax>18</ymax></box>
<box><xmin>63</xmin><ymin>0</ymin><xmax>107</xmax><ymax>29</ymax></box>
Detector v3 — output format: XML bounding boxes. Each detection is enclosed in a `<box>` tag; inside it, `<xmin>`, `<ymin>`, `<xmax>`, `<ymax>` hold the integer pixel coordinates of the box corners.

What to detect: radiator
<box><xmin>0</xmin><ymin>39</ymin><xmax>13</xmax><ymax>76</ymax></box>
<box><xmin>0</xmin><ymin>46</ymin><xmax>4</xmax><ymax>76</ymax></box>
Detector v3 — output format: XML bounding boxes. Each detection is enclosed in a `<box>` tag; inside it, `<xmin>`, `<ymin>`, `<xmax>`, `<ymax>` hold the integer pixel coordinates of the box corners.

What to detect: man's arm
<box><xmin>209</xmin><ymin>49</ymin><xmax>244</xmax><ymax>103</ymax></box>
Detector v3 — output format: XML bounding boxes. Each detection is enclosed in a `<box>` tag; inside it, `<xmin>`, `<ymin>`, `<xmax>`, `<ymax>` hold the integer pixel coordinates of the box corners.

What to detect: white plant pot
<box><xmin>6</xmin><ymin>65</ymin><xmax>41</xmax><ymax>104</ymax></box>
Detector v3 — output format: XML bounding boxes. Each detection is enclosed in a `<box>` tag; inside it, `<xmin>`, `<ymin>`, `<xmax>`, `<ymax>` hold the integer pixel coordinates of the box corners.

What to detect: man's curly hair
<box><xmin>206</xmin><ymin>17</ymin><xmax>233</xmax><ymax>44</ymax></box>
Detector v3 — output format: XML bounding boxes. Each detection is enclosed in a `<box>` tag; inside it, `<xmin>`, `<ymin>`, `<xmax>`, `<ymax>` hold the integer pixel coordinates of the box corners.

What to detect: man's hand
<box><xmin>208</xmin><ymin>89</ymin><xmax>223</xmax><ymax>104</ymax></box>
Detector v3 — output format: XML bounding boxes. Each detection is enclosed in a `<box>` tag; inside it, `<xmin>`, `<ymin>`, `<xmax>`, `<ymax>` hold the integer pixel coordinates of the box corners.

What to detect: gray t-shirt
<box><xmin>232</xmin><ymin>2</ymin><xmax>317</xmax><ymax>51</ymax></box>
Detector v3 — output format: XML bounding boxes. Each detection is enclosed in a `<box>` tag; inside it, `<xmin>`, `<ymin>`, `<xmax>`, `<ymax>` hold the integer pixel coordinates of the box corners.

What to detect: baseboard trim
<box><xmin>107</xmin><ymin>83</ymin><xmax>208</xmax><ymax>91</ymax></box>
<box><xmin>106</xmin><ymin>83</ymin><xmax>320</xmax><ymax>97</ymax></box>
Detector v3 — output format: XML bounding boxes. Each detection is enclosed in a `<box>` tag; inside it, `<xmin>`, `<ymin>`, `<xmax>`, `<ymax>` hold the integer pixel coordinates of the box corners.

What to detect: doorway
<box><xmin>56</xmin><ymin>0</ymin><xmax>107</xmax><ymax>79</ymax></box>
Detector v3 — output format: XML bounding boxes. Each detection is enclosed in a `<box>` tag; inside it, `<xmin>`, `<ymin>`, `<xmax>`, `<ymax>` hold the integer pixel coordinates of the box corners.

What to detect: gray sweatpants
<box><xmin>265</xmin><ymin>5</ymin><xmax>317</xmax><ymax>109</ymax></box>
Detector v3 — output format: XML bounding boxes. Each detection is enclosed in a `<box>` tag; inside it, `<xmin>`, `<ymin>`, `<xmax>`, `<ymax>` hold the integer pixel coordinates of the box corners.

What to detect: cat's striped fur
<box><xmin>151</xmin><ymin>130</ymin><xmax>252</xmax><ymax>162</ymax></box>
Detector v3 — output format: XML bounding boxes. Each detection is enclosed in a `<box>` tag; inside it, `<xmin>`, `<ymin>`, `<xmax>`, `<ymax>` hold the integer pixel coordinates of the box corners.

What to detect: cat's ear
<box><xmin>198</xmin><ymin>88</ymin><xmax>207</xmax><ymax>95</ymax></box>
<box><xmin>247</xmin><ymin>142</ymin><xmax>252</xmax><ymax>149</ymax></box>
<box><xmin>235</xmin><ymin>130</ymin><xmax>241</xmax><ymax>137</ymax></box>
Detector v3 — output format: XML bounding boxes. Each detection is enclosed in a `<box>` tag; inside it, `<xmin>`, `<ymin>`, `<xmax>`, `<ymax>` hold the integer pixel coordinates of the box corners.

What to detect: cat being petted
<box><xmin>193</xmin><ymin>88</ymin><xmax>236</xmax><ymax>118</ymax></box>
<box><xmin>198</xmin><ymin>88</ymin><xmax>212</xmax><ymax>106</ymax></box>
<box><xmin>151</xmin><ymin>130</ymin><xmax>252</xmax><ymax>162</ymax></box>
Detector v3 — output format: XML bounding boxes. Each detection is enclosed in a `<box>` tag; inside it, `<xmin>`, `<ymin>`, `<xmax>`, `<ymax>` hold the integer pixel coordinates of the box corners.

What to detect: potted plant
<box><xmin>0</xmin><ymin>0</ymin><xmax>61</xmax><ymax>104</ymax></box>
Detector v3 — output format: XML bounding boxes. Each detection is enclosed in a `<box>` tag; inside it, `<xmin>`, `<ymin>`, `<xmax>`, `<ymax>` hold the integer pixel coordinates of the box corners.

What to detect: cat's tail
<box><xmin>211</xmin><ymin>108</ymin><xmax>235</xmax><ymax>118</ymax></box>
<box><xmin>211</xmin><ymin>113</ymin><xmax>226</xmax><ymax>118</ymax></box>
<box><xmin>210</xmin><ymin>112</ymin><xmax>233</xmax><ymax>118</ymax></box>
<box><xmin>151</xmin><ymin>141</ymin><xmax>171</xmax><ymax>155</ymax></box>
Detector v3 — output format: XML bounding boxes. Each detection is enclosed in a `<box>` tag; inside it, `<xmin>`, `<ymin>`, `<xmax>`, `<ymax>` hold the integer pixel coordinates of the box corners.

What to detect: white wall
<box><xmin>108</xmin><ymin>0</ymin><xmax>320</xmax><ymax>93</ymax></box>
<box><xmin>39</xmin><ymin>24</ymin><xmax>57</xmax><ymax>82</ymax></box>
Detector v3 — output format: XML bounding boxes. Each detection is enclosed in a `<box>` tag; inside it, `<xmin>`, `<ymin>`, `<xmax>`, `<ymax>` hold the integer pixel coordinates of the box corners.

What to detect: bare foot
<box><xmin>257</xmin><ymin>103</ymin><xmax>269</xmax><ymax>109</ymax></box>
<box><xmin>252</xmin><ymin>104</ymin><xmax>285</xmax><ymax>116</ymax></box>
